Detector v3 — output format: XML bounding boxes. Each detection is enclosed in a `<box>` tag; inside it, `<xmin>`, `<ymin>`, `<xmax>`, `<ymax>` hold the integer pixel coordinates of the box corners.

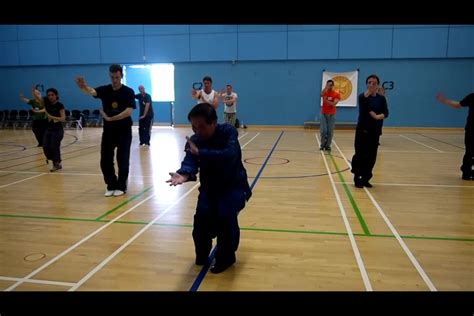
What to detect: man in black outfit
<box><xmin>436</xmin><ymin>92</ymin><xmax>473</xmax><ymax>180</ymax></box>
<box><xmin>75</xmin><ymin>64</ymin><xmax>136</xmax><ymax>197</ymax></box>
<box><xmin>135</xmin><ymin>85</ymin><xmax>154</xmax><ymax>147</ymax></box>
<box><xmin>351</xmin><ymin>74</ymin><xmax>389</xmax><ymax>188</ymax></box>
<box><xmin>167</xmin><ymin>103</ymin><xmax>252</xmax><ymax>274</ymax></box>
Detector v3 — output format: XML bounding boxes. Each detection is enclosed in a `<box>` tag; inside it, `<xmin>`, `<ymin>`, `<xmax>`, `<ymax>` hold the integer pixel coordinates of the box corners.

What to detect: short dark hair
<box><xmin>366</xmin><ymin>74</ymin><xmax>380</xmax><ymax>85</ymax></box>
<box><xmin>188</xmin><ymin>103</ymin><xmax>217</xmax><ymax>124</ymax></box>
<box><xmin>326</xmin><ymin>79</ymin><xmax>334</xmax><ymax>85</ymax></box>
<box><xmin>226</xmin><ymin>84</ymin><xmax>232</xmax><ymax>88</ymax></box>
<box><xmin>202</xmin><ymin>76</ymin><xmax>212</xmax><ymax>83</ymax></box>
<box><xmin>46</xmin><ymin>88</ymin><xmax>59</xmax><ymax>100</ymax></box>
<box><xmin>109</xmin><ymin>64</ymin><xmax>123</xmax><ymax>75</ymax></box>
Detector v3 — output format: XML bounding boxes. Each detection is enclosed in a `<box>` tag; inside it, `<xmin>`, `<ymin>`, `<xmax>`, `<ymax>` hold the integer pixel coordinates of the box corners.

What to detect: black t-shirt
<box><xmin>134</xmin><ymin>93</ymin><xmax>154</xmax><ymax>118</ymax></box>
<box><xmin>43</xmin><ymin>98</ymin><xmax>64</xmax><ymax>129</ymax></box>
<box><xmin>460</xmin><ymin>93</ymin><xmax>473</xmax><ymax>131</ymax></box>
<box><xmin>94</xmin><ymin>84</ymin><xmax>135</xmax><ymax>127</ymax></box>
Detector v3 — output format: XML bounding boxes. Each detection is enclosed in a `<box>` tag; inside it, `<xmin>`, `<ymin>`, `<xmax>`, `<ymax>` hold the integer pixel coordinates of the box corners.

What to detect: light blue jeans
<box><xmin>320</xmin><ymin>114</ymin><xmax>336</xmax><ymax>149</ymax></box>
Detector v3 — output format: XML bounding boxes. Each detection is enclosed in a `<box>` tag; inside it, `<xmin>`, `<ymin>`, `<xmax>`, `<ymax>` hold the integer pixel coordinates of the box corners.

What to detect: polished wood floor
<box><xmin>0</xmin><ymin>126</ymin><xmax>472</xmax><ymax>291</ymax></box>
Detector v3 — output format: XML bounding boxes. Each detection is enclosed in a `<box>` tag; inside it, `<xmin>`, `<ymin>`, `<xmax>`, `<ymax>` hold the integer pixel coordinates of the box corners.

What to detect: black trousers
<box><xmin>138</xmin><ymin>116</ymin><xmax>153</xmax><ymax>146</ymax></box>
<box><xmin>42</xmin><ymin>127</ymin><xmax>64</xmax><ymax>163</ymax></box>
<box><xmin>32</xmin><ymin>119</ymin><xmax>47</xmax><ymax>146</ymax></box>
<box><xmin>100</xmin><ymin>126</ymin><xmax>132</xmax><ymax>191</ymax></box>
<box><xmin>192</xmin><ymin>187</ymin><xmax>246</xmax><ymax>264</ymax></box>
<box><xmin>351</xmin><ymin>128</ymin><xmax>380</xmax><ymax>182</ymax></box>
<box><xmin>461</xmin><ymin>129</ymin><xmax>473</xmax><ymax>176</ymax></box>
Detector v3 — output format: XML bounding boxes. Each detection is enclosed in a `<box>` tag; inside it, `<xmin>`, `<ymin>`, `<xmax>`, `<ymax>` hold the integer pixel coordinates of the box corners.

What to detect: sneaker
<box><xmin>325</xmin><ymin>147</ymin><xmax>331</xmax><ymax>151</ymax></box>
<box><xmin>462</xmin><ymin>174</ymin><xmax>471</xmax><ymax>180</ymax></box>
<box><xmin>50</xmin><ymin>162</ymin><xmax>62</xmax><ymax>172</ymax></box>
<box><xmin>113</xmin><ymin>190</ymin><xmax>125</xmax><ymax>197</ymax></box>
<box><xmin>104</xmin><ymin>189</ymin><xmax>114</xmax><ymax>197</ymax></box>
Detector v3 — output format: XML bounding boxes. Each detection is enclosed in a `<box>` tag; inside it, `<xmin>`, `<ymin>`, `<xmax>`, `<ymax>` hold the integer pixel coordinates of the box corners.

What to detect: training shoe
<box><xmin>113</xmin><ymin>190</ymin><xmax>125</xmax><ymax>197</ymax></box>
<box><xmin>50</xmin><ymin>162</ymin><xmax>62</xmax><ymax>172</ymax></box>
<box><xmin>104</xmin><ymin>189</ymin><xmax>114</xmax><ymax>197</ymax></box>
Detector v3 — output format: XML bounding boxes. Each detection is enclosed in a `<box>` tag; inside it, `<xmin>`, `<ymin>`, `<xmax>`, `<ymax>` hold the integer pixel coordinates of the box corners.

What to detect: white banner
<box><xmin>321</xmin><ymin>70</ymin><xmax>359</xmax><ymax>107</ymax></box>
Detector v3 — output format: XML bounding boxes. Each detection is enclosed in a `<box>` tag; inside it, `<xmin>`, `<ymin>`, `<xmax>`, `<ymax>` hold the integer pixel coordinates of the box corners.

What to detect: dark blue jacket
<box><xmin>177</xmin><ymin>124</ymin><xmax>252</xmax><ymax>200</ymax></box>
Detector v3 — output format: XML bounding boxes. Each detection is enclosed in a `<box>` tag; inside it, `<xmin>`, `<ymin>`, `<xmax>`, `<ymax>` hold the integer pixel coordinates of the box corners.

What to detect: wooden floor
<box><xmin>0</xmin><ymin>126</ymin><xmax>472</xmax><ymax>291</ymax></box>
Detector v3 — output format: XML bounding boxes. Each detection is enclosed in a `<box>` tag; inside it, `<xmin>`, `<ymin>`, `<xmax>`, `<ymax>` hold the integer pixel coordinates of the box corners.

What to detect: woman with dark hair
<box><xmin>32</xmin><ymin>86</ymin><xmax>66</xmax><ymax>172</ymax></box>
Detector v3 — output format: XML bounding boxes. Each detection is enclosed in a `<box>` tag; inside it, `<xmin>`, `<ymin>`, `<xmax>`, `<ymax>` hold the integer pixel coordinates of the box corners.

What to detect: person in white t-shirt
<box><xmin>191</xmin><ymin>76</ymin><xmax>219</xmax><ymax>110</ymax></box>
<box><xmin>220</xmin><ymin>84</ymin><xmax>238</xmax><ymax>127</ymax></box>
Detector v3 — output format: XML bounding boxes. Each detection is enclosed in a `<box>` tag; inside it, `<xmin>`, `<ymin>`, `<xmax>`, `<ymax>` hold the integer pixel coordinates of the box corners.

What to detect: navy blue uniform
<box><xmin>351</xmin><ymin>93</ymin><xmax>389</xmax><ymax>183</ymax></box>
<box><xmin>176</xmin><ymin>124</ymin><xmax>251</xmax><ymax>266</ymax></box>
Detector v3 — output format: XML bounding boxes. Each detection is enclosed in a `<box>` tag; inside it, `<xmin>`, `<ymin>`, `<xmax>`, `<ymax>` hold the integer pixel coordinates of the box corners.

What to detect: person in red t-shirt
<box><xmin>320</xmin><ymin>79</ymin><xmax>341</xmax><ymax>151</ymax></box>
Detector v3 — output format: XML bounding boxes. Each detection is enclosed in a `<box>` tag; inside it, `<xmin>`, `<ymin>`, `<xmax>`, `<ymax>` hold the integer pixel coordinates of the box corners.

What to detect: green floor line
<box><xmin>1</xmin><ymin>212</ymin><xmax>472</xmax><ymax>242</ymax></box>
<box><xmin>95</xmin><ymin>186</ymin><xmax>154</xmax><ymax>221</ymax></box>
<box><xmin>328</xmin><ymin>153</ymin><xmax>371</xmax><ymax>236</ymax></box>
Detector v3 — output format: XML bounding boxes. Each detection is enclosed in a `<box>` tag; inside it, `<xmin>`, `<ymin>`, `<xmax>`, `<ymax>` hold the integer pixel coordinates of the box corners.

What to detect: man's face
<box><xmin>109</xmin><ymin>71</ymin><xmax>122</xmax><ymax>88</ymax></box>
<box><xmin>190</xmin><ymin>116</ymin><xmax>216</xmax><ymax>140</ymax></box>
<box><xmin>203</xmin><ymin>80</ymin><xmax>212</xmax><ymax>91</ymax></box>
<box><xmin>326</xmin><ymin>82</ymin><xmax>334</xmax><ymax>91</ymax></box>
<box><xmin>226</xmin><ymin>86</ymin><xmax>232</xmax><ymax>94</ymax></box>
<box><xmin>366</xmin><ymin>77</ymin><xmax>378</xmax><ymax>92</ymax></box>
<box><xmin>138</xmin><ymin>86</ymin><xmax>145</xmax><ymax>94</ymax></box>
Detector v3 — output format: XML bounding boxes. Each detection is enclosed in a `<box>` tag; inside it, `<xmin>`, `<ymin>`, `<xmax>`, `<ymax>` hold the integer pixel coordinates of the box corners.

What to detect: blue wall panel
<box><xmin>144</xmin><ymin>35</ymin><xmax>190</xmax><ymax>62</ymax></box>
<box><xmin>238</xmin><ymin>32</ymin><xmax>287</xmax><ymax>60</ymax></box>
<box><xmin>190</xmin><ymin>33</ymin><xmax>237</xmax><ymax>61</ymax></box>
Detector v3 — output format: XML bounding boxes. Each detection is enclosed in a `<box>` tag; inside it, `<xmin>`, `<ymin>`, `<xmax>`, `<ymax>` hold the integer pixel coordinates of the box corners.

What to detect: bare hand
<box><xmin>435</xmin><ymin>93</ymin><xmax>446</xmax><ymax>103</ymax></box>
<box><xmin>75</xmin><ymin>76</ymin><xmax>87</xmax><ymax>89</ymax></box>
<box><xmin>377</xmin><ymin>87</ymin><xmax>385</xmax><ymax>96</ymax></box>
<box><xmin>166</xmin><ymin>172</ymin><xmax>188</xmax><ymax>186</ymax></box>
<box><xmin>186</xmin><ymin>136</ymin><xmax>199</xmax><ymax>155</ymax></box>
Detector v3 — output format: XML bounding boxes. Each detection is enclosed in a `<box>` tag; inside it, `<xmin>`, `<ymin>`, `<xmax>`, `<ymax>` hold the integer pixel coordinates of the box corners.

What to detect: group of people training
<box><xmin>17</xmin><ymin>67</ymin><xmax>472</xmax><ymax>275</ymax></box>
<box><xmin>320</xmin><ymin>73</ymin><xmax>472</xmax><ymax>187</ymax></box>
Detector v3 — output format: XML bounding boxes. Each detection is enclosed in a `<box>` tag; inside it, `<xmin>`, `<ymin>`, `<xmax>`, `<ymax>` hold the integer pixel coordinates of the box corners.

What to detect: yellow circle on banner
<box><xmin>332</xmin><ymin>76</ymin><xmax>352</xmax><ymax>101</ymax></box>
<box><xmin>112</xmin><ymin>102</ymin><xmax>118</xmax><ymax>109</ymax></box>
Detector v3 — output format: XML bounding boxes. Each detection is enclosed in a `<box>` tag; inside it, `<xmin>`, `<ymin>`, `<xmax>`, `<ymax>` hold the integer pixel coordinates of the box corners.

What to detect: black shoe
<box><xmin>354</xmin><ymin>182</ymin><xmax>364</xmax><ymax>188</ymax></box>
<box><xmin>325</xmin><ymin>147</ymin><xmax>331</xmax><ymax>151</ymax></box>
<box><xmin>37</xmin><ymin>144</ymin><xmax>42</xmax><ymax>147</ymax></box>
<box><xmin>210</xmin><ymin>258</ymin><xmax>235</xmax><ymax>274</ymax></box>
<box><xmin>363</xmin><ymin>181</ymin><xmax>373</xmax><ymax>188</ymax></box>
<box><xmin>462</xmin><ymin>174</ymin><xmax>471</xmax><ymax>180</ymax></box>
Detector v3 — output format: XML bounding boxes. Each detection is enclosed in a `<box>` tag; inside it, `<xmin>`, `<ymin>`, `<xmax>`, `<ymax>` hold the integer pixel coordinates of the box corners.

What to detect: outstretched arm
<box><xmin>436</xmin><ymin>93</ymin><xmax>461</xmax><ymax>109</ymax></box>
<box><xmin>75</xmin><ymin>76</ymin><xmax>97</xmax><ymax>97</ymax></box>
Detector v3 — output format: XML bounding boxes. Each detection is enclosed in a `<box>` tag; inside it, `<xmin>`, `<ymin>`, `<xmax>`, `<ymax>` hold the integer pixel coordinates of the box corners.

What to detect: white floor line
<box><xmin>0</xmin><ymin>173</ymin><xmax>45</xmax><ymax>189</ymax></box>
<box><xmin>332</xmin><ymin>139</ymin><xmax>437</xmax><ymax>291</ymax></box>
<box><xmin>69</xmin><ymin>182</ymin><xmax>200</xmax><ymax>291</ymax></box>
<box><xmin>0</xmin><ymin>275</ymin><xmax>75</xmax><ymax>287</ymax></box>
<box><xmin>315</xmin><ymin>134</ymin><xmax>372</xmax><ymax>291</ymax></box>
<box><xmin>69</xmin><ymin>132</ymin><xmax>258</xmax><ymax>291</ymax></box>
<box><xmin>399</xmin><ymin>135</ymin><xmax>443</xmax><ymax>153</ymax></box>
<box><xmin>4</xmin><ymin>132</ymin><xmax>258</xmax><ymax>291</ymax></box>
<box><xmin>332</xmin><ymin>148</ymin><xmax>460</xmax><ymax>154</ymax></box>
<box><xmin>333</xmin><ymin>181</ymin><xmax>474</xmax><ymax>188</ymax></box>
<box><xmin>4</xmin><ymin>188</ymin><xmax>162</xmax><ymax>291</ymax></box>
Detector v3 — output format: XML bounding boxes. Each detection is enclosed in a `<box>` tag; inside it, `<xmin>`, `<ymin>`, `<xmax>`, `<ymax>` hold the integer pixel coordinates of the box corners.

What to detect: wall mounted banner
<box><xmin>321</xmin><ymin>70</ymin><xmax>359</xmax><ymax>107</ymax></box>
